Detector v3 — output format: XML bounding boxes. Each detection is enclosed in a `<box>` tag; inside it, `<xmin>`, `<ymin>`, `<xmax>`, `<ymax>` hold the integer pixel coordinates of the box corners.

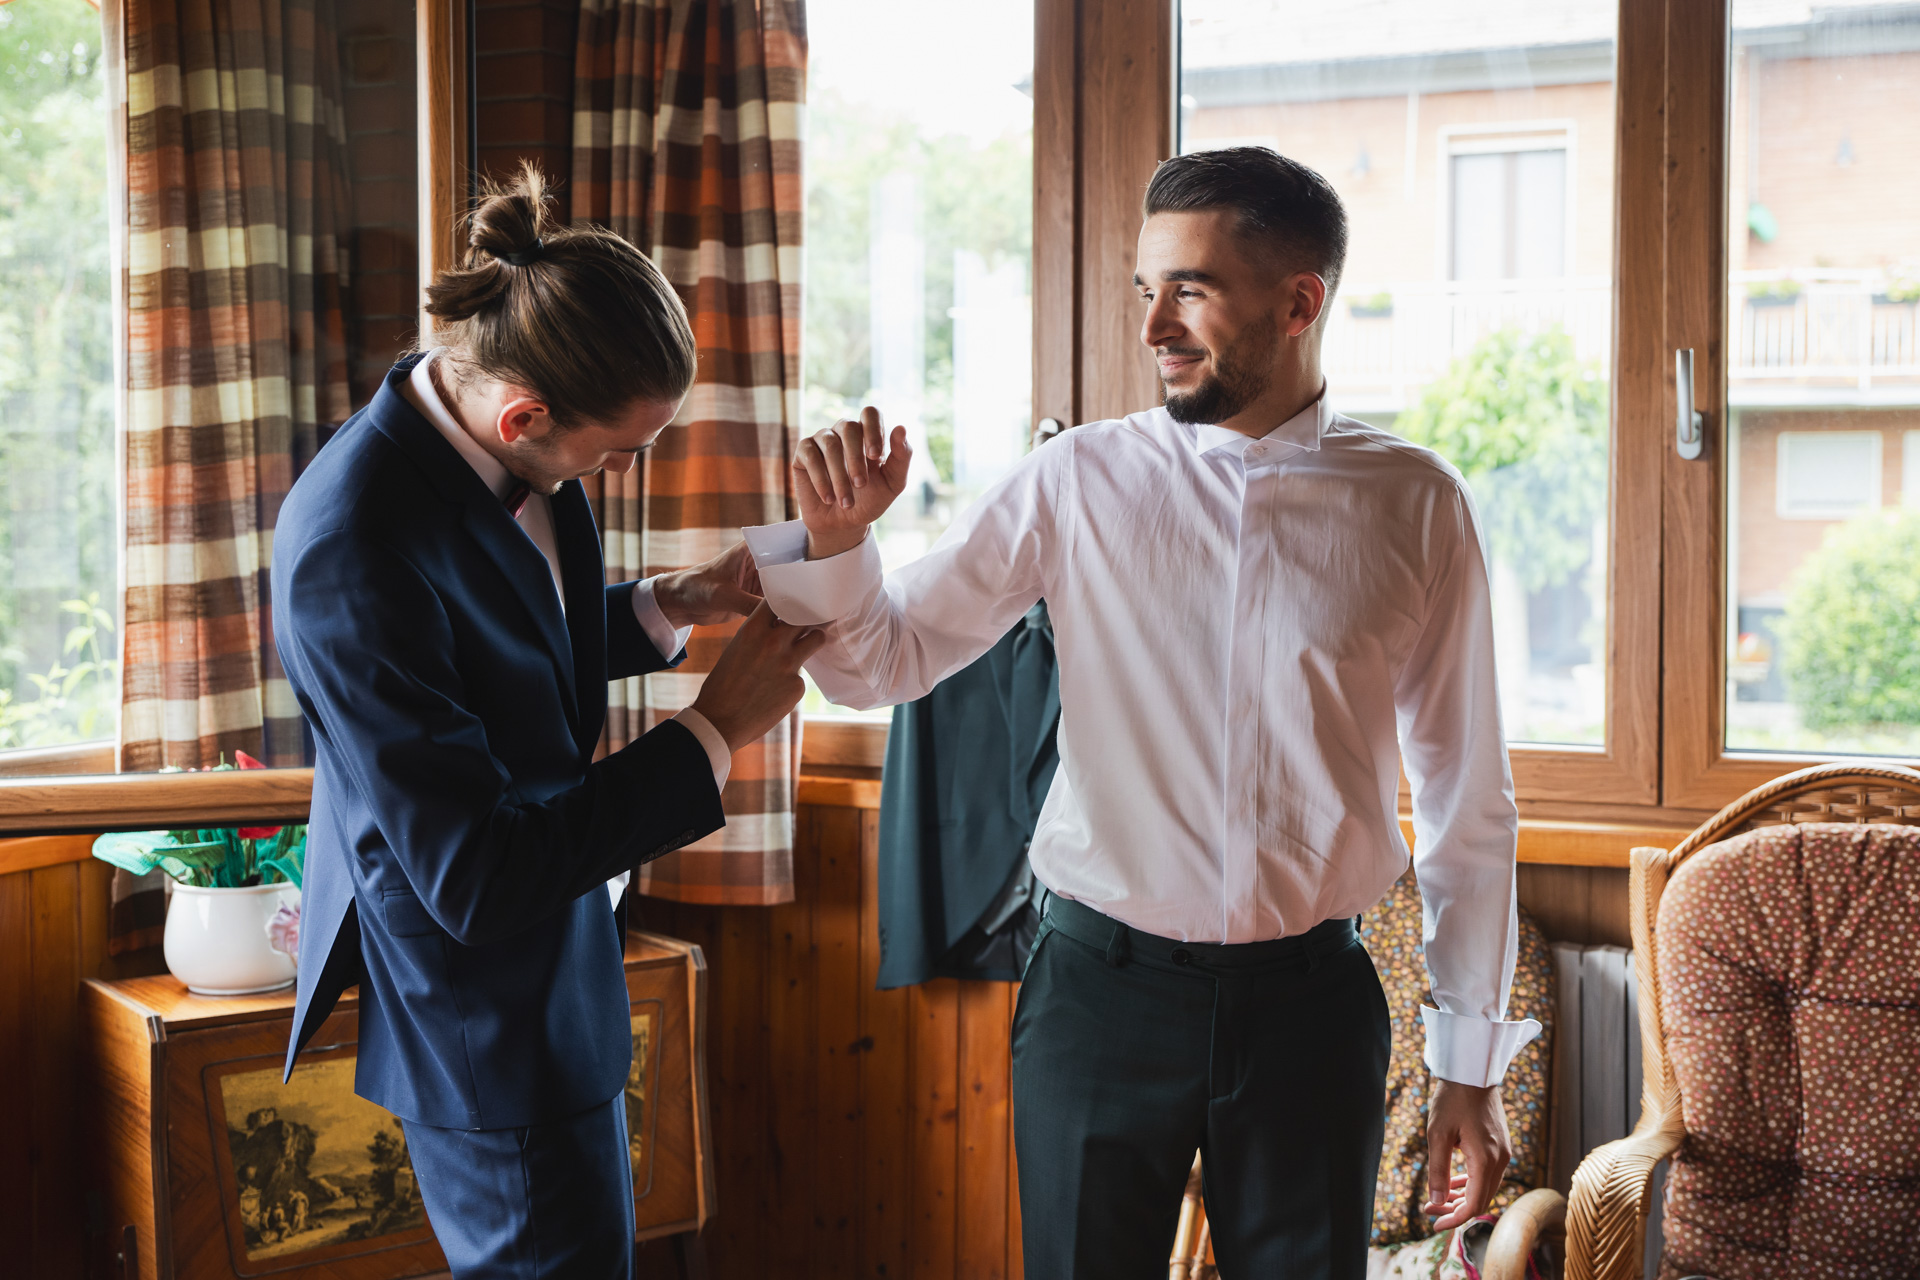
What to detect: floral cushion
<box><xmin>1362</xmin><ymin>873</ymin><xmax>1555</xmax><ymax>1248</ymax></box>
<box><xmin>1656</xmin><ymin>822</ymin><xmax>1920</xmax><ymax>1280</ymax></box>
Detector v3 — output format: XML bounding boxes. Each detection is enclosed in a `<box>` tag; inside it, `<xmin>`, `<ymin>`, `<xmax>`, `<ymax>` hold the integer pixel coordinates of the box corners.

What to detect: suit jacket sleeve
<box><xmin>282</xmin><ymin>528</ymin><xmax>725</xmax><ymax>946</ymax></box>
<box><xmin>604</xmin><ymin>580</ymin><xmax>684</xmax><ymax>681</ymax></box>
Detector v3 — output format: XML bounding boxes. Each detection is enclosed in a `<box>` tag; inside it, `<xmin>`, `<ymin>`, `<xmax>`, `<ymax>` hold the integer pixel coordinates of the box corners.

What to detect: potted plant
<box><xmin>92</xmin><ymin>752</ymin><xmax>307</xmax><ymax>995</ymax></box>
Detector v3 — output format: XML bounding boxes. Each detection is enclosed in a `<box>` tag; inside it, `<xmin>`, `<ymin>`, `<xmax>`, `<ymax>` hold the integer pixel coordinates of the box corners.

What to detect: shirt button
<box><xmin>1171</xmin><ymin>948</ymin><xmax>1193</xmax><ymax>965</ymax></box>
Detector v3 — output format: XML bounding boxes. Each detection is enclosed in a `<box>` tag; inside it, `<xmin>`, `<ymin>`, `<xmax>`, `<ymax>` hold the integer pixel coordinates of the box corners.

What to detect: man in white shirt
<box><xmin>744</xmin><ymin>148</ymin><xmax>1539</xmax><ymax>1276</ymax></box>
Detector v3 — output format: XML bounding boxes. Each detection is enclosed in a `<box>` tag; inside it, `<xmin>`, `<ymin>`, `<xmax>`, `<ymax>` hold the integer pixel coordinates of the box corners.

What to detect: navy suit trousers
<box><xmin>405</xmin><ymin>1093</ymin><xmax>634</xmax><ymax>1279</ymax></box>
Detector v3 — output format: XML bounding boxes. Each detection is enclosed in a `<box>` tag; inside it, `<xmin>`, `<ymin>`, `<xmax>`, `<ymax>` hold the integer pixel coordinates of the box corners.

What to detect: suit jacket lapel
<box><xmin>551</xmin><ymin>479</ymin><xmax>607</xmax><ymax>760</ymax></box>
<box><xmin>366</xmin><ymin>360</ymin><xmax>582</xmax><ymax>728</ymax></box>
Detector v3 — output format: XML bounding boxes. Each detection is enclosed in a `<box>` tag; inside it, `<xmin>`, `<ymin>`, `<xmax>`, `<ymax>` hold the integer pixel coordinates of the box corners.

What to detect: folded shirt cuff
<box><xmin>742</xmin><ymin>520</ymin><xmax>881</xmax><ymax>626</ymax></box>
<box><xmin>630</xmin><ymin>575</ymin><xmax>694</xmax><ymax>661</ymax></box>
<box><xmin>672</xmin><ymin>707</ymin><xmax>733</xmax><ymax>792</ymax></box>
<box><xmin>1420</xmin><ymin>1006</ymin><xmax>1545</xmax><ymax>1088</ymax></box>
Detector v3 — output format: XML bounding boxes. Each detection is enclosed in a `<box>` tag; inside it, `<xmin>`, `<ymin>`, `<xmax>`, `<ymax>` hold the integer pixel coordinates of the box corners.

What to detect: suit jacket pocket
<box><xmin>381</xmin><ymin>887</ymin><xmax>440</xmax><ymax>937</ymax></box>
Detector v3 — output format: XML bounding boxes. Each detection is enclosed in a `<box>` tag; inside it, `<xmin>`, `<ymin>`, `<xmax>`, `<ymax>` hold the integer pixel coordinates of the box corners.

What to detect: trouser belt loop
<box><xmin>1104</xmin><ymin>919</ymin><xmax>1131</xmax><ymax>967</ymax></box>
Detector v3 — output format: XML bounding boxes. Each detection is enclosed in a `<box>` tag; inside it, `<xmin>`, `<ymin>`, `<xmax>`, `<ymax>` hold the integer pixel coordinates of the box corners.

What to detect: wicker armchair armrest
<box><xmin>1482</xmin><ymin>1187</ymin><xmax>1566</xmax><ymax>1280</ymax></box>
<box><xmin>1565</xmin><ymin>1124</ymin><xmax>1682</xmax><ymax>1280</ymax></box>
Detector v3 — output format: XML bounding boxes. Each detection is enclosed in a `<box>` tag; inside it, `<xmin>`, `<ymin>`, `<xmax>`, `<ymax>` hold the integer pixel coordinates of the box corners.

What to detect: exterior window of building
<box><xmin>1450</xmin><ymin>144</ymin><xmax>1567</xmax><ymax>281</ymax></box>
<box><xmin>0</xmin><ymin>2</ymin><xmax>115</xmax><ymax>753</ymax></box>
<box><xmin>1774</xmin><ymin>431</ymin><xmax>1881</xmax><ymax>520</ymax></box>
<box><xmin>801</xmin><ymin>0</ymin><xmax>1034</xmax><ymax>715</ymax></box>
<box><xmin>1179</xmin><ymin>1</ymin><xmax>1616</xmax><ymax>747</ymax></box>
<box><xmin>1723</xmin><ymin>1</ymin><xmax>1920</xmax><ymax>755</ymax></box>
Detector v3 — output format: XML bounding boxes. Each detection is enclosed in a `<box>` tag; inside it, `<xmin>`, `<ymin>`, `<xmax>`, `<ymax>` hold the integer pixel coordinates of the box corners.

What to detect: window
<box><xmin>1773</xmin><ymin>431</ymin><xmax>1881</xmax><ymax>520</ymax></box>
<box><xmin>801</xmin><ymin>0</ymin><xmax>1035</xmax><ymax>715</ymax></box>
<box><xmin>0</xmin><ymin>2</ymin><xmax>115</xmax><ymax>754</ymax></box>
<box><xmin>1717</xmin><ymin>1</ymin><xmax>1920</xmax><ymax>760</ymax></box>
<box><xmin>1180</xmin><ymin>1</ymin><xmax>1617</xmax><ymax>750</ymax></box>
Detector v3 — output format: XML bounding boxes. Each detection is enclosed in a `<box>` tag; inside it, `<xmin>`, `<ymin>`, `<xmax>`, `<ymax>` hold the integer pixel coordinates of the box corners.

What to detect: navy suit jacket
<box><xmin>272</xmin><ymin>356</ymin><xmax>725</xmax><ymax>1129</ymax></box>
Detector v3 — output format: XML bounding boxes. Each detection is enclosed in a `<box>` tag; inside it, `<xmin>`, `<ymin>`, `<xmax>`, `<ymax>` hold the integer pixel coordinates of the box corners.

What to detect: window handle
<box><xmin>1675</xmin><ymin>348</ymin><xmax>1706</xmax><ymax>460</ymax></box>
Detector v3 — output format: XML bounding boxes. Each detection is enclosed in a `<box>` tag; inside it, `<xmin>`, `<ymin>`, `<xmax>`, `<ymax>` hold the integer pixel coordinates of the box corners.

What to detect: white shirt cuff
<box><xmin>631</xmin><ymin>576</ymin><xmax>694</xmax><ymax>660</ymax></box>
<box><xmin>742</xmin><ymin>520</ymin><xmax>882</xmax><ymax>626</ymax></box>
<box><xmin>672</xmin><ymin>706</ymin><xmax>733</xmax><ymax>792</ymax></box>
<box><xmin>1420</xmin><ymin>1006</ymin><xmax>1544</xmax><ymax>1088</ymax></box>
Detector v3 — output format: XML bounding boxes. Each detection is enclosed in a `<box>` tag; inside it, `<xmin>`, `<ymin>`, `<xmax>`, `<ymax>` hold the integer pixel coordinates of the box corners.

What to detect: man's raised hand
<box><xmin>794</xmin><ymin>405</ymin><xmax>912</xmax><ymax>560</ymax></box>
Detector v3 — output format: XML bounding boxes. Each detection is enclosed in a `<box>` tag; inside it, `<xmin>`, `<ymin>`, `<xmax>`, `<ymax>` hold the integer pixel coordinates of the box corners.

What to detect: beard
<box><xmin>1161</xmin><ymin>312</ymin><xmax>1278</xmax><ymax>426</ymax></box>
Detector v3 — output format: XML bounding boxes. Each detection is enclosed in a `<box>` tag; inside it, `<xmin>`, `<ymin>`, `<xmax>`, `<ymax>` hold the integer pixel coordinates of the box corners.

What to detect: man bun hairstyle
<box><xmin>423</xmin><ymin>163</ymin><xmax>697</xmax><ymax>429</ymax></box>
<box><xmin>1144</xmin><ymin>147</ymin><xmax>1349</xmax><ymax>301</ymax></box>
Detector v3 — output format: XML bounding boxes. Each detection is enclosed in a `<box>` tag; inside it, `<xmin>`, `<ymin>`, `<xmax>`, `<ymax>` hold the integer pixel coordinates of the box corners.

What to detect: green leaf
<box><xmin>90</xmin><ymin>830</ymin><xmax>170</xmax><ymax>876</ymax></box>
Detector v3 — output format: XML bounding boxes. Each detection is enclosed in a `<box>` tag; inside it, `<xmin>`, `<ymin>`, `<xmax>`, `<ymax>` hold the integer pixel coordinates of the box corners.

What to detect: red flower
<box><xmin>234</xmin><ymin>751</ymin><xmax>283</xmax><ymax>840</ymax></box>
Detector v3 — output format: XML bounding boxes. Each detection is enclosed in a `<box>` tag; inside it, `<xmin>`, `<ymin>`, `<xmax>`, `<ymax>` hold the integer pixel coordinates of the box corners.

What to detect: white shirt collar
<box><xmin>1189</xmin><ymin>390</ymin><xmax>1332</xmax><ymax>467</ymax></box>
<box><xmin>405</xmin><ymin>350</ymin><xmax>516</xmax><ymax>502</ymax></box>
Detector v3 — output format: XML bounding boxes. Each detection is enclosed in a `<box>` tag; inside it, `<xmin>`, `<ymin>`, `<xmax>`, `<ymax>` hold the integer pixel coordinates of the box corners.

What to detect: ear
<box><xmin>1284</xmin><ymin>272</ymin><xmax>1330</xmax><ymax>338</ymax></box>
<box><xmin>495</xmin><ymin>393</ymin><xmax>552</xmax><ymax>444</ymax></box>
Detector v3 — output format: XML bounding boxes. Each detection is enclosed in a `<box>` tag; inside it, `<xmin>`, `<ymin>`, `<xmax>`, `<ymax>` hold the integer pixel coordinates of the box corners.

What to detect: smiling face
<box><xmin>1134</xmin><ymin>209</ymin><xmax>1329</xmax><ymax>433</ymax></box>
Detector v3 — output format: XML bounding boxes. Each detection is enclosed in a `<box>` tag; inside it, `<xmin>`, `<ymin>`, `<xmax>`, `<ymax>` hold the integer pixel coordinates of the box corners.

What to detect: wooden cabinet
<box><xmin>83</xmin><ymin>932</ymin><xmax>713</xmax><ymax>1280</ymax></box>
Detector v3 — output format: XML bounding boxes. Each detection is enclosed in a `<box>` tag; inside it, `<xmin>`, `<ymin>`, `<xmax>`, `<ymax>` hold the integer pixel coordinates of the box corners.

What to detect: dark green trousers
<box><xmin>1011</xmin><ymin>895</ymin><xmax>1390</xmax><ymax>1279</ymax></box>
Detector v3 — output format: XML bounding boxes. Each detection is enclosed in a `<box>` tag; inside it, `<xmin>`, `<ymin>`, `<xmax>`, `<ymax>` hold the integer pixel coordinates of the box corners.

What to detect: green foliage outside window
<box><xmin>0</xmin><ymin>0</ymin><xmax>116</xmax><ymax>749</ymax></box>
<box><xmin>1392</xmin><ymin>326</ymin><xmax>1608</xmax><ymax>593</ymax></box>
<box><xmin>1780</xmin><ymin>510</ymin><xmax>1920</xmax><ymax>731</ymax></box>
<box><xmin>803</xmin><ymin>84</ymin><xmax>1031</xmax><ymax>482</ymax></box>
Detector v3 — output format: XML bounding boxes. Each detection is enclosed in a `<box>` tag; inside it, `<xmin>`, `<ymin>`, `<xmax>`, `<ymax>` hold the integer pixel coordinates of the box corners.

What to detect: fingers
<box><xmin>877</xmin><ymin>424</ymin><xmax>914</xmax><ymax>493</ymax></box>
<box><xmin>861</xmin><ymin>405</ymin><xmax>886</xmax><ymax>462</ymax></box>
<box><xmin>795</xmin><ymin>430</ymin><xmax>855</xmax><ymax>509</ymax></box>
<box><xmin>1424</xmin><ymin>1131</ymin><xmax>1457</xmax><ymax>1217</ymax></box>
<box><xmin>837</xmin><ymin>416</ymin><xmax>872</xmax><ymax>489</ymax></box>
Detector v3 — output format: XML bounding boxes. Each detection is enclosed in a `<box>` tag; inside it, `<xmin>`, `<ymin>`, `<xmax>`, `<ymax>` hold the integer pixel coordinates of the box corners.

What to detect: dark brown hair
<box><xmin>422</xmin><ymin>163</ymin><xmax>697</xmax><ymax>429</ymax></box>
<box><xmin>1143</xmin><ymin>147</ymin><xmax>1349</xmax><ymax>299</ymax></box>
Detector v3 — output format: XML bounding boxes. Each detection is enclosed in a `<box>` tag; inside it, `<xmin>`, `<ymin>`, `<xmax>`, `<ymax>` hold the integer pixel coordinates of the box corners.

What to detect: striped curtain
<box><xmin>572</xmin><ymin>0</ymin><xmax>806</xmax><ymax>905</ymax></box>
<box><xmin>120</xmin><ymin>0</ymin><xmax>353</xmax><ymax>770</ymax></box>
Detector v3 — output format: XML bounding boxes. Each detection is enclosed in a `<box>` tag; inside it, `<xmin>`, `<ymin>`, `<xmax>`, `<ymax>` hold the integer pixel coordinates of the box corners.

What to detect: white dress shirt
<box><xmin>401</xmin><ymin>354</ymin><xmax>733</xmax><ymax>906</ymax></box>
<box><xmin>746</xmin><ymin>396</ymin><xmax>1540</xmax><ymax>1087</ymax></box>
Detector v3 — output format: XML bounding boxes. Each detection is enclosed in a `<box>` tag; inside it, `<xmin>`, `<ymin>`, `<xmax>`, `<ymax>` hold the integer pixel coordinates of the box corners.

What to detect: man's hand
<box><xmin>688</xmin><ymin>602</ymin><xmax>827</xmax><ymax>752</ymax></box>
<box><xmin>654</xmin><ymin>541</ymin><xmax>763</xmax><ymax>628</ymax></box>
<box><xmin>1424</xmin><ymin>1080</ymin><xmax>1511</xmax><ymax>1230</ymax></box>
<box><xmin>794</xmin><ymin>405</ymin><xmax>913</xmax><ymax>560</ymax></box>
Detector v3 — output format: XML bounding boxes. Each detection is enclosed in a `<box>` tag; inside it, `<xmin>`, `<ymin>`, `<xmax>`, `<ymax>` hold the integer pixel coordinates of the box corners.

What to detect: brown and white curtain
<box><xmin>573</xmin><ymin>0</ymin><xmax>806</xmax><ymax>905</ymax></box>
<box><xmin>119</xmin><ymin>0</ymin><xmax>353</xmax><ymax>770</ymax></box>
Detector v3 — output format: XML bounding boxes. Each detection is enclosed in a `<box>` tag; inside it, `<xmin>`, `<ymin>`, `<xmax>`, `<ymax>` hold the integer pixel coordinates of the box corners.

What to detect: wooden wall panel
<box><xmin>0</xmin><ymin>853</ymin><xmax>165</xmax><ymax>1280</ymax></box>
<box><xmin>636</xmin><ymin>803</ymin><xmax>1026</xmax><ymax>1280</ymax></box>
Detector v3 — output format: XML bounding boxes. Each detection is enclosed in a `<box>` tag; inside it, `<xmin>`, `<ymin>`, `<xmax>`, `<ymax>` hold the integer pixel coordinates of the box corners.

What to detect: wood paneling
<box><xmin>0</xmin><ymin>856</ymin><xmax>166</xmax><ymax>1280</ymax></box>
<box><xmin>418</xmin><ymin>0</ymin><xmax>472</xmax><ymax>333</ymax></box>
<box><xmin>635</xmin><ymin>802</ymin><xmax>1024</xmax><ymax>1280</ymax></box>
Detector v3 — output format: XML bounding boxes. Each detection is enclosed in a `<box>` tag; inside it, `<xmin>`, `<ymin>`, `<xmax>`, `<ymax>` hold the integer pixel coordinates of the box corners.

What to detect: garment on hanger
<box><xmin>876</xmin><ymin>601</ymin><xmax>1060</xmax><ymax>987</ymax></box>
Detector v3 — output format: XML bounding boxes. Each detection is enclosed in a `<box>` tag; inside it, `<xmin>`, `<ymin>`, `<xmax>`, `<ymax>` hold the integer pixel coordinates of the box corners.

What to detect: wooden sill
<box><xmin>0</xmin><ymin>711</ymin><xmax>1688</xmax><ymax>868</ymax></box>
<box><xmin>0</xmin><ymin>740</ymin><xmax>116</xmax><ymax>778</ymax></box>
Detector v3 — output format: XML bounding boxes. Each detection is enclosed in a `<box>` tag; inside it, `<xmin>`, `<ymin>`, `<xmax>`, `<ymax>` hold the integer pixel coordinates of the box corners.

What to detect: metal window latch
<box><xmin>1676</xmin><ymin>348</ymin><xmax>1706</xmax><ymax>460</ymax></box>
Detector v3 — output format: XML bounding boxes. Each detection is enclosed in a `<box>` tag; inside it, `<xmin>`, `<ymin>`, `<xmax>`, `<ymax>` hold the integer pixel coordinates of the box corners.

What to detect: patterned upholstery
<box><xmin>1656</xmin><ymin>823</ymin><xmax>1920</xmax><ymax>1279</ymax></box>
<box><xmin>1363</xmin><ymin>873</ymin><xmax>1556</xmax><ymax>1248</ymax></box>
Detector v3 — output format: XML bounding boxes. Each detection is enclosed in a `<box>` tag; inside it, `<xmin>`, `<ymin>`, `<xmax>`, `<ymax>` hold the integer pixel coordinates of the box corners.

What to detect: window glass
<box><xmin>1723</xmin><ymin>1</ymin><xmax>1920</xmax><ymax>755</ymax></box>
<box><xmin>0</xmin><ymin>2</ymin><xmax>114</xmax><ymax>751</ymax></box>
<box><xmin>801</xmin><ymin>0</ymin><xmax>1034</xmax><ymax>715</ymax></box>
<box><xmin>1180</xmin><ymin>1</ymin><xmax>1617</xmax><ymax>746</ymax></box>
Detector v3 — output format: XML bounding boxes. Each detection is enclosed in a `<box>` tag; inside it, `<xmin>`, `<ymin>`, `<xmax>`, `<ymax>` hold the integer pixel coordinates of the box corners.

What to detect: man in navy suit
<box><xmin>272</xmin><ymin>175</ymin><xmax>815</xmax><ymax>1278</ymax></box>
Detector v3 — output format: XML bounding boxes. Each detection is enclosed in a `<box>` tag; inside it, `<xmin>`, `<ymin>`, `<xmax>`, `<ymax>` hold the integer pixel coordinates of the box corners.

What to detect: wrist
<box><xmin>805</xmin><ymin>526</ymin><xmax>867</xmax><ymax>561</ymax></box>
<box><xmin>652</xmin><ymin>570</ymin><xmax>689</xmax><ymax>628</ymax></box>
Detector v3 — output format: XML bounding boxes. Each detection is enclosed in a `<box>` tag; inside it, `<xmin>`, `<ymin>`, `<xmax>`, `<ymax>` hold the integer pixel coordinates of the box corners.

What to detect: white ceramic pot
<box><xmin>164</xmin><ymin>881</ymin><xmax>300</xmax><ymax>996</ymax></box>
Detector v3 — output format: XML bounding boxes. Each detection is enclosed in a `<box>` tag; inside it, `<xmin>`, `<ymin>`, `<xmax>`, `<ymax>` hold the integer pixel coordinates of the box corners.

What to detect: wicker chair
<box><xmin>1565</xmin><ymin>762</ymin><xmax>1920</xmax><ymax>1280</ymax></box>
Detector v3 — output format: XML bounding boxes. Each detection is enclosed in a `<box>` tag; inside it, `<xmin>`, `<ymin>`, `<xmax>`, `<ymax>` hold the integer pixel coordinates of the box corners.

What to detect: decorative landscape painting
<box><xmin>212</xmin><ymin>1055</ymin><xmax>429</xmax><ymax>1264</ymax></box>
<box><xmin>626</xmin><ymin>1008</ymin><xmax>655</xmax><ymax>1188</ymax></box>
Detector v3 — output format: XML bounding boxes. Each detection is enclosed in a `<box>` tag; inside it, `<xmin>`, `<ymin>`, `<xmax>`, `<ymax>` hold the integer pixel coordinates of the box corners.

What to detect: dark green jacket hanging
<box><xmin>876</xmin><ymin>602</ymin><xmax>1061</xmax><ymax>988</ymax></box>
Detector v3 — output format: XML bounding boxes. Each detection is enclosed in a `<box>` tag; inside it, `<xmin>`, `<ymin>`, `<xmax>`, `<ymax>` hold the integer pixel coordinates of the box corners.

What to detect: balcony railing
<box><xmin>1325</xmin><ymin>269</ymin><xmax>1920</xmax><ymax>411</ymax></box>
